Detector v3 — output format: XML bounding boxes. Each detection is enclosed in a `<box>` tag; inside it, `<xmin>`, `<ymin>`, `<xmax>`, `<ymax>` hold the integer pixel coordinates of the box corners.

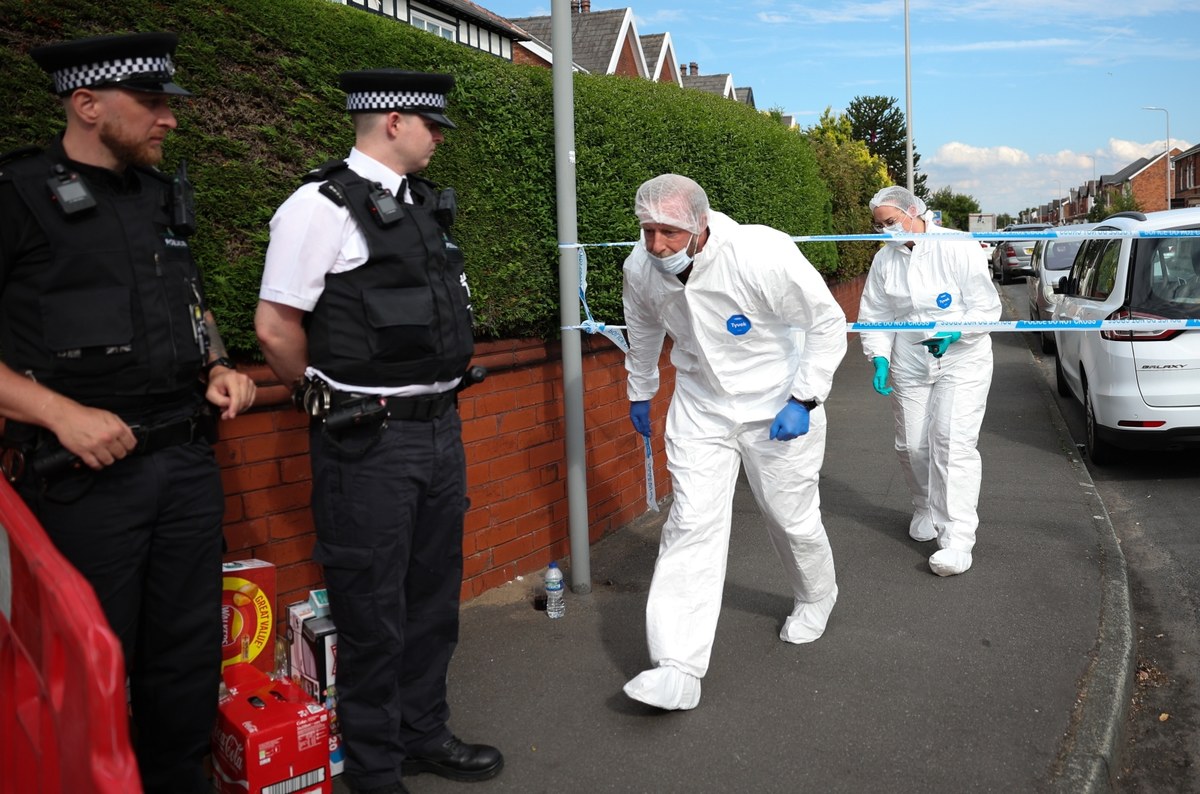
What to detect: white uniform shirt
<box><xmin>623</xmin><ymin>210</ymin><xmax>847</xmax><ymax>420</ymax></box>
<box><xmin>260</xmin><ymin>148</ymin><xmax>457</xmax><ymax>395</ymax></box>
<box><xmin>857</xmin><ymin>219</ymin><xmax>1001</xmax><ymax>370</ymax></box>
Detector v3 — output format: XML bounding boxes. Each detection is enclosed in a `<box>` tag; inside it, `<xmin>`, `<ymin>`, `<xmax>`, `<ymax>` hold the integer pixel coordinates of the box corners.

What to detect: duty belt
<box><xmin>331</xmin><ymin>391</ymin><xmax>456</xmax><ymax>422</ymax></box>
<box><xmin>1</xmin><ymin>414</ymin><xmax>207</xmax><ymax>483</ymax></box>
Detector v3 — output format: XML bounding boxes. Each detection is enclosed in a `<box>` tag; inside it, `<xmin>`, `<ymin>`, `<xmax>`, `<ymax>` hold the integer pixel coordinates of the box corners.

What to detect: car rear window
<box><xmin>1129</xmin><ymin>233</ymin><xmax>1200</xmax><ymax>318</ymax></box>
<box><xmin>1045</xmin><ymin>240</ymin><xmax>1083</xmax><ymax>270</ymax></box>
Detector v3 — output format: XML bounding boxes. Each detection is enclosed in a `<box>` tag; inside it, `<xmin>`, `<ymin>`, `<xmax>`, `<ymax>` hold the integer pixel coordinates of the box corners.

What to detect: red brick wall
<box><xmin>221</xmin><ymin>275</ymin><xmax>866</xmax><ymax>620</ymax></box>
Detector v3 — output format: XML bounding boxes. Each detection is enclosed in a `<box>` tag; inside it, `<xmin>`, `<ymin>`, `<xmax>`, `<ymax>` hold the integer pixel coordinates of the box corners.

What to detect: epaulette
<box><xmin>302</xmin><ymin>159</ymin><xmax>350</xmax><ymax>184</ymax></box>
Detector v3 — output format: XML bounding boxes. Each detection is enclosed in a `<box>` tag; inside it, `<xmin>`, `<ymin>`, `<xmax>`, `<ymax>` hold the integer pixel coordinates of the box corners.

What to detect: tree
<box><xmin>802</xmin><ymin>108</ymin><xmax>891</xmax><ymax>279</ymax></box>
<box><xmin>927</xmin><ymin>186</ymin><xmax>981</xmax><ymax>231</ymax></box>
<box><xmin>996</xmin><ymin>213</ymin><xmax>1015</xmax><ymax>228</ymax></box>
<box><xmin>846</xmin><ymin>95</ymin><xmax>927</xmax><ymax>198</ymax></box>
<box><xmin>1087</xmin><ymin>186</ymin><xmax>1141</xmax><ymax>221</ymax></box>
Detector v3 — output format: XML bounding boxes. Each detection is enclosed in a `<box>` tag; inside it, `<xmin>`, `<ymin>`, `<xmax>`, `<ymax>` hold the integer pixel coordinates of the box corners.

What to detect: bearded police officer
<box><xmin>256</xmin><ymin>70</ymin><xmax>500</xmax><ymax>794</ymax></box>
<box><xmin>0</xmin><ymin>32</ymin><xmax>256</xmax><ymax>792</ymax></box>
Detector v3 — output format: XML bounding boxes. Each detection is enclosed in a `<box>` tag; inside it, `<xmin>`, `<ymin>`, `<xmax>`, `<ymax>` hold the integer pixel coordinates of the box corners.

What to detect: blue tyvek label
<box><xmin>727</xmin><ymin>314</ymin><xmax>751</xmax><ymax>335</ymax></box>
<box><xmin>936</xmin><ymin>292</ymin><xmax>952</xmax><ymax>309</ymax></box>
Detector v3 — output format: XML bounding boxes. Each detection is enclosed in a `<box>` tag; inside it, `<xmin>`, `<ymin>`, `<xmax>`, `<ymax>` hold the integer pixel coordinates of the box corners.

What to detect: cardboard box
<box><xmin>286</xmin><ymin>600</ymin><xmax>343</xmax><ymax>776</ymax></box>
<box><xmin>221</xmin><ymin>560</ymin><xmax>277</xmax><ymax>674</ymax></box>
<box><xmin>212</xmin><ymin>664</ymin><xmax>330</xmax><ymax>794</ymax></box>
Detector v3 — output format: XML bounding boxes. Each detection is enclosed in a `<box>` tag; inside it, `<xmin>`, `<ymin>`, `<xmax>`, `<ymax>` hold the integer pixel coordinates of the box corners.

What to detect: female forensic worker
<box><xmin>857</xmin><ymin>186</ymin><xmax>1000</xmax><ymax>576</ymax></box>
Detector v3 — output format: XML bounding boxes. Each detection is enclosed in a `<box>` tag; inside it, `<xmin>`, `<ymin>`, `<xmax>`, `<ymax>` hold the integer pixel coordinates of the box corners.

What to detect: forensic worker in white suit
<box><xmin>621</xmin><ymin>174</ymin><xmax>847</xmax><ymax>711</ymax></box>
<box><xmin>857</xmin><ymin>186</ymin><xmax>1001</xmax><ymax>577</ymax></box>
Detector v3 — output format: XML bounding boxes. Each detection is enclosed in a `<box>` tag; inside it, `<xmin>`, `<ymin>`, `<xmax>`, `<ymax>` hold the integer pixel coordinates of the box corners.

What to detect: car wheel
<box><xmin>1039</xmin><ymin>329</ymin><xmax>1055</xmax><ymax>354</ymax></box>
<box><xmin>1083</xmin><ymin>380</ymin><xmax>1114</xmax><ymax>466</ymax></box>
<box><xmin>1055</xmin><ymin>352</ymin><xmax>1071</xmax><ymax>397</ymax></box>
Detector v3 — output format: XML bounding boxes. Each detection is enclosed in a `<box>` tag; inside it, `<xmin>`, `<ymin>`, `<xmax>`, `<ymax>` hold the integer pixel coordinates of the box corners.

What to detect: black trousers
<box><xmin>19</xmin><ymin>440</ymin><xmax>224</xmax><ymax>794</ymax></box>
<box><xmin>310</xmin><ymin>408</ymin><xmax>466</xmax><ymax>792</ymax></box>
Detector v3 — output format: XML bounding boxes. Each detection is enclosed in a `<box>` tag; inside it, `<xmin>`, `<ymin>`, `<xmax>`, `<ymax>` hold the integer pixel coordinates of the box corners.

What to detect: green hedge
<box><xmin>0</xmin><ymin>0</ymin><xmax>835</xmax><ymax>356</ymax></box>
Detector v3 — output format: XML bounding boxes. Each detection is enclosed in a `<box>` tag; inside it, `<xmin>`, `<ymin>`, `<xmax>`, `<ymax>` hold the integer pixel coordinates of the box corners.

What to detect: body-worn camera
<box><xmin>46</xmin><ymin>164</ymin><xmax>96</xmax><ymax>216</ymax></box>
<box><xmin>367</xmin><ymin>181</ymin><xmax>404</xmax><ymax>227</ymax></box>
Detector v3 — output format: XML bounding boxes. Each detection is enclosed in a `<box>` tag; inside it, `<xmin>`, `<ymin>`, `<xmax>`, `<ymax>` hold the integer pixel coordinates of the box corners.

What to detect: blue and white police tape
<box><xmin>558</xmin><ymin>227</ymin><xmax>1200</xmax><ymax>250</ymax></box>
<box><xmin>643</xmin><ymin>435</ymin><xmax>658</xmax><ymax>513</ymax></box>
<box><xmin>850</xmin><ymin>318</ymin><xmax>1200</xmax><ymax>333</ymax></box>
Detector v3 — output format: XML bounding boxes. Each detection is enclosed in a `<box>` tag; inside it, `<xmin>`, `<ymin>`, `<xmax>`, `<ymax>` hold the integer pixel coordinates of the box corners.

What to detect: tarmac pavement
<box><xmin>334</xmin><ymin>308</ymin><xmax>1134</xmax><ymax>793</ymax></box>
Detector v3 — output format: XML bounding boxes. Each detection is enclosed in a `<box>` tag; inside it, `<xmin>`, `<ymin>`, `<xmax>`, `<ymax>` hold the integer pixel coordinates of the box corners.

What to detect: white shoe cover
<box><xmin>623</xmin><ymin>666</ymin><xmax>701</xmax><ymax>710</ymax></box>
<box><xmin>780</xmin><ymin>584</ymin><xmax>838</xmax><ymax>644</ymax></box>
<box><xmin>929</xmin><ymin>549</ymin><xmax>972</xmax><ymax>577</ymax></box>
<box><xmin>909</xmin><ymin>511</ymin><xmax>937</xmax><ymax>542</ymax></box>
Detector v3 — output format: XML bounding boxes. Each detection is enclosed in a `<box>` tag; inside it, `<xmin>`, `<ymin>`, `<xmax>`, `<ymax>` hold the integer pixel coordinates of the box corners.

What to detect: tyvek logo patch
<box><xmin>727</xmin><ymin>314</ymin><xmax>751</xmax><ymax>335</ymax></box>
<box><xmin>936</xmin><ymin>292</ymin><xmax>952</xmax><ymax>309</ymax></box>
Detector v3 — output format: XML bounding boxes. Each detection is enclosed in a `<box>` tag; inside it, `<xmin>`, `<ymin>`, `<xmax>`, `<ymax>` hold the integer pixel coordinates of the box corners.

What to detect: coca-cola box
<box><xmin>212</xmin><ymin>664</ymin><xmax>331</xmax><ymax>794</ymax></box>
<box><xmin>221</xmin><ymin>559</ymin><xmax>277</xmax><ymax>673</ymax></box>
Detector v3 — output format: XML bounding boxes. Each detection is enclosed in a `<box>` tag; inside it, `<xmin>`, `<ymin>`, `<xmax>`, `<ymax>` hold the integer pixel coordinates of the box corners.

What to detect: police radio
<box><xmin>366</xmin><ymin>181</ymin><xmax>404</xmax><ymax>227</ymax></box>
<box><xmin>46</xmin><ymin>164</ymin><xmax>96</xmax><ymax>216</ymax></box>
<box><xmin>171</xmin><ymin>158</ymin><xmax>197</xmax><ymax>237</ymax></box>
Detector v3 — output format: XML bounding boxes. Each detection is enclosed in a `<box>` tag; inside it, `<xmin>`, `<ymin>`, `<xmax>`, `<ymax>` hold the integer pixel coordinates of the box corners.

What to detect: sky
<box><xmin>481</xmin><ymin>0</ymin><xmax>1198</xmax><ymax>217</ymax></box>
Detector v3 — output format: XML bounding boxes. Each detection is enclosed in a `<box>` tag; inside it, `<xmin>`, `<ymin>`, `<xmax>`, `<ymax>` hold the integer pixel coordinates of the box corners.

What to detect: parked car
<box><xmin>978</xmin><ymin>240</ymin><xmax>996</xmax><ymax>262</ymax></box>
<box><xmin>1026</xmin><ymin>222</ymin><xmax>1098</xmax><ymax>353</ymax></box>
<box><xmin>1052</xmin><ymin>208</ymin><xmax>1200</xmax><ymax>465</ymax></box>
<box><xmin>991</xmin><ymin>223</ymin><xmax>1051</xmax><ymax>284</ymax></box>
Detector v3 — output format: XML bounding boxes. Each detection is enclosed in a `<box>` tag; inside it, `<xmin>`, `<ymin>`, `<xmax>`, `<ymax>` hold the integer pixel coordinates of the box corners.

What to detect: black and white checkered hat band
<box><xmin>345</xmin><ymin>90</ymin><xmax>446</xmax><ymax>112</ymax></box>
<box><xmin>51</xmin><ymin>54</ymin><xmax>176</xmax><ymax>94</ymax></box>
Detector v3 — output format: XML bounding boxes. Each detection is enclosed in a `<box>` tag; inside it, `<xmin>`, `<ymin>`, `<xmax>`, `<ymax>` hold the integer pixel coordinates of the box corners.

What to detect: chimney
<box><xmin>689</xmin><ymin>62</ymin><xmax>698</xmax><ymax>76</ymax></box>
<box><xmin>680</xmin><ymin>65</ymin><xmax>687</xmax><ymax>79</ymax></box>
<box><xmin>570</xmin><ymin>0</ymin><xmax>579</xmax><ymax>11</ymax></box>
<box><xmin>580</xmin><ymin>0</ymin><xmax>590</xmax><ymax>11</ymax></box>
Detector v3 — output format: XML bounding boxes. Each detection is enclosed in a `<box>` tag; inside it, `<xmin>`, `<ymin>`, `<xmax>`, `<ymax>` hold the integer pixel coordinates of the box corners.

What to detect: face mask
<box><xmin>641</xmin><ymin>237</ymin><xmax>694</xmax><ymax>275</ymax></box>
<box><xmin>882</xmin><ymin>220</ymin><xmax>909</xmax><ymax>250</ymax></box>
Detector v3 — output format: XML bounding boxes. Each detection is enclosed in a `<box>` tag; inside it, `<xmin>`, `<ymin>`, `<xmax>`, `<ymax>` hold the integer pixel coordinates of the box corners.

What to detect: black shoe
<box><xmin>402</xmin><ymin>736</ymin><xmax>504</xmax><ymax>781</ymax></box>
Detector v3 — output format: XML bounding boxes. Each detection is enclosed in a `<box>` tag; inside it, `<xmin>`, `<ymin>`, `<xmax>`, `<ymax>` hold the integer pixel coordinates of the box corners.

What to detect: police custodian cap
<box><xmin>30</xmin><ymin>32</ymin><xmax>191</xmax><ymax>97</ymax></box>
<box><xmin>339</xmin><ymin>69</ymin><xmax>456</xmax><ymax>129</ymax></box>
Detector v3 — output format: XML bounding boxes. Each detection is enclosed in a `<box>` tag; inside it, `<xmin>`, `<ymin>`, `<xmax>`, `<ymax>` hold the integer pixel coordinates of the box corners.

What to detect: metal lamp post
<box><xmin>1142</xmin><ymin>106</ymin><xmax>1171</xmax><ymax>210</ymax></box>
<box><xmin>904</xmin><ymin>0</ymin><xmax>913</xmax><ymax>193</ymax></box>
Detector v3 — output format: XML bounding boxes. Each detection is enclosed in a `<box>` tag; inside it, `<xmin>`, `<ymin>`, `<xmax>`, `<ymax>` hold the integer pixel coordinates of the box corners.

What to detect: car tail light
<box><xmin>1004</xmin><ymin>244</ymin><xmax>1018</xmax><ymax>257</ymax></box>
<box><xmin>1100</xmin><ymin>308</ymin><xmax>1183</xmax><ymax>341</ymax></box>
<box><xmin>1117</xmin><ymin>420</ymin><xmax>1167</xmax><ymax>428</ymax></box>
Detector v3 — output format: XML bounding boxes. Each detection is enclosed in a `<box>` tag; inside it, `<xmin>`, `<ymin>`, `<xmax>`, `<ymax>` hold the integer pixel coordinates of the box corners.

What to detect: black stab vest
<box><xmin>0</xmin><ymin>148</ymin><xmax>206</xmax><ymax>410</ymax></box>
<box><xmin>304</xmin><ymin>162</ymin><xmax>474</xmax><ymax>387</ymax></box>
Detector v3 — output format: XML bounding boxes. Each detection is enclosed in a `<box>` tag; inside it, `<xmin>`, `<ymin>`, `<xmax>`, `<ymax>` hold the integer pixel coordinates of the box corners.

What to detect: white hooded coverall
<box><xmin>623</xmin><ymin>210</ymin><xmax>848</xmax><ymax>682</ymax></box>
<box><xmin>857</xmin><ymin>218</ymin><xmax>1000</xmax><ymax>556</ymax></box>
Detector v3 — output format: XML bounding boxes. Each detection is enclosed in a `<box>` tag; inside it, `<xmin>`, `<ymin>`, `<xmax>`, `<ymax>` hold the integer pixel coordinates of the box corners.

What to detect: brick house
<box><xmin>1173</xmin><ymin>143</ymin><xmax>1200</xmax><ymax>208</ymax></box>
<box><xmin>510</xmin><ymin>3</ymin><xmax>648</xmax><ymax>77</ymax></box>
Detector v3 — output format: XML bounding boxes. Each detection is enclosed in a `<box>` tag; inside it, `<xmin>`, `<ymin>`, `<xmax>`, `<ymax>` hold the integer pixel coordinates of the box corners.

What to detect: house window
<box><xmin>411</xmin><ymin>11</ymin><xmax>456</xmax><ymax>41</ymax></box>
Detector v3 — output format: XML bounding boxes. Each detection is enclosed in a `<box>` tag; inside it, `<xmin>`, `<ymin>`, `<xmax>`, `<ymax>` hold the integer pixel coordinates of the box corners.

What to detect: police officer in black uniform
<box><xmin>255</xmin><ymin>70</ymin><xmax>500</xmax><ymax>794</ymax></box>
<box><xmin>0</xmin><ymin>32</ymin><xmax>256</xmax><ymax>793</ymax></box>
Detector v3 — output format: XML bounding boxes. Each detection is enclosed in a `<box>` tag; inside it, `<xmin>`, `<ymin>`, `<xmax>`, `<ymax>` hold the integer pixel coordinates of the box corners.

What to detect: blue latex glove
<box><xmin>769</xmin><ymin>400</ymin><xmax>810</xmax><ymax>441</ymax></box>
<box><xmin>920</xmin><ymin>331</ymin><xmax>962</xmax><ymax>358</ymax></box>
<box><xmin>872</xmin><ymin>357</ymin><xmax>894</xmax><ymax>396</ymax></box>
<box><xmin>630</xmin><ymin>400</ymin><xmax>651</xmax><ymax>437</ymax></box>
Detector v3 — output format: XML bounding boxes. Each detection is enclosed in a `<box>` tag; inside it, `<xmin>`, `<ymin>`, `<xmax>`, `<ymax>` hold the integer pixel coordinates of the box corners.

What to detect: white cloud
<box><xmin>928</xmin><ymin>142</ymin><xmax>1030</xmax><ymax>169</ymax></box>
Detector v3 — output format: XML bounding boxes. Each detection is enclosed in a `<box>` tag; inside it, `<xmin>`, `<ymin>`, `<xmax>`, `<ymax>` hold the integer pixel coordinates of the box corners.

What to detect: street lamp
<box><xmin>903</xmin><ymin>0</ymin><xmax>913</xmax><ymax>194</ymax></box>
<box><xmin>1142</xmin><ymin>106</ymin><xmax>1171</xmax><ymax>210</ymax></box>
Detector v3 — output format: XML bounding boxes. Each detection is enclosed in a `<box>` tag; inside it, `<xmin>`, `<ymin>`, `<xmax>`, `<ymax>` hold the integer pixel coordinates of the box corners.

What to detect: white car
<box><xmin>1052</xmin><ymin>207</ymin><xmax>1200</xmax><ymax>465</ymax></box>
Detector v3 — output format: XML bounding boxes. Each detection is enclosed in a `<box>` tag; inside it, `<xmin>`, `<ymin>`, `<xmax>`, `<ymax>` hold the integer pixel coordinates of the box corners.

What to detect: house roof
<box><xmin>1174</xmin><ymin>142</ymin><xmax>1200</xmax><ymax>161</ymax></box>
<box><xmin>510</xmin><ymin>8</ymin><xmax>645</xmax><ymax>76</ymax></box>
<box><xmin>421</xmin><ymin>0</ymin><xmax>530</xmax><ymax>37</ymax></box>
<box><xmin>638</xmin><ymin>32</ymin><xmax>681</xmax><ymax>85</ymax></box>
<box><xmin>735</xmin><ymin>86</ymin><xmax>754</xmax><ymax>108</ymax></box>
<box><xmin>1101</xmin><ymin>157</ymin><xmax>1150</xmax><ymax>186</ymax></box>
<box><xmin>682</xmin><ymin>73</ymin><xmax>734</xmax><ymax>98</ymax></box>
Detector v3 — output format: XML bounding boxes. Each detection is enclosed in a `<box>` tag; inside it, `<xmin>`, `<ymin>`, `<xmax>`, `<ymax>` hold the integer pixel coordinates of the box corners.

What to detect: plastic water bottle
<box><xmin>544</xmin><ymin>561</ymin><xmax>565</xmax><ymax>619</ymax></box>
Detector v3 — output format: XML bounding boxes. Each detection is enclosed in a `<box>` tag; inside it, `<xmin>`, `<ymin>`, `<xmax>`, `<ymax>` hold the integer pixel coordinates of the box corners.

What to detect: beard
<box><xmin>99</xmin><ymin>118</ymin><xmax>164</xmax><ymax>168</ymax></box>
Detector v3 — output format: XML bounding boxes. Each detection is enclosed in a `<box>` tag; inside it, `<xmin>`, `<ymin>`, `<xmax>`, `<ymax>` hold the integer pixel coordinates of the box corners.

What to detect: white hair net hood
<box><xmin>634</xmin><ymin>174</ymin><xmax>710</xmax><ymax>234</ymax></box>
<box><xmin>869</xmin><ymin>186</ymin><xmax>928</xmax><ymax>218</ymax></box>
